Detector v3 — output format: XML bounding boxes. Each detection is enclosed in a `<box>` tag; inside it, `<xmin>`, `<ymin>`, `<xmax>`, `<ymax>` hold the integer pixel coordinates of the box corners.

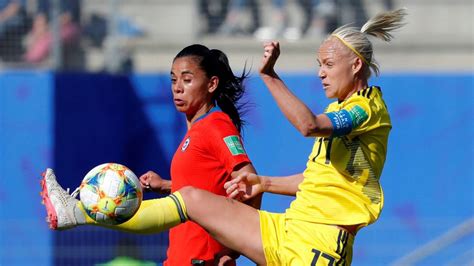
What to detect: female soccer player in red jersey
<box><xmin>41</xmin><ymin>9</ymin><xmax>406</xmax><ymax>265</ymax></box>
<box><xmin>138</xmin><ymin>44</ymin><xmax>260</xmax><ymax>266</ymax></box>
<box><xmin>43</xmin><ymin>44</ymin><xmax>260</xmax><ymax>266</ymax></box>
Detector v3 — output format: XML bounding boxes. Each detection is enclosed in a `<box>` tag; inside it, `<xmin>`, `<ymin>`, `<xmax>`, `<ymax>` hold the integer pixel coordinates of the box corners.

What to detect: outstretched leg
<box><xmin>41</xmin><ymin>169</ymin><xmax>267</xmax><ymax>264</ymax></box>
<box><xmin>40</xmin><ymin>168</ymin><xmax>188</xmax><ymax>233</ymax></box>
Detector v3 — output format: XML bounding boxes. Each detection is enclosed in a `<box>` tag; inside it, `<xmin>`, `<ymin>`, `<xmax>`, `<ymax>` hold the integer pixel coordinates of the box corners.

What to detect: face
<box><xmin>317</xmin><ymin>38</ymin><xmax>357</xmax><ymax>100</ymax></box>
<box><xmin>170</xmin><ymin>56</ymin><xmax>217</xmax><ymax>117</ymax></box>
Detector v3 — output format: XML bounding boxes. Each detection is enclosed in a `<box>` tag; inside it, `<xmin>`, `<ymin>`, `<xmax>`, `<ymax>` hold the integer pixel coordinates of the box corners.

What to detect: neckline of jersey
<box><xmin>192</xmin><ymin>105</ymin><xmax>222</xmax><ymax>125</ymax></box>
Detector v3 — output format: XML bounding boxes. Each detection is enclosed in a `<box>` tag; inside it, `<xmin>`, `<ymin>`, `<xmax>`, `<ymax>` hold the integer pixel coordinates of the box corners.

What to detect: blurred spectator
<box><xmin>217</xmin><ymin>0</ymin><xmax>261</xmax><ymax>36</ymax></box>
<box><xmin>254</xmin><ymin>0</ymin><xmax>323</xmax><ymax>41</ymax></box>
<box><xmin>198</xmin><ymin>0</ymin><xmax>229</xmax><ymax>35</ymax></box>
<box><xmin>334</xmin><ymin>0</ymin><xmax>368</xmax><ymax>29</ymax></box>
<box><xmin>82</xmin><ymin>13</ymin><xmax>106</xmax><ymax>48</ymax></box>
<box><xmin>0</xmin><ymin>0</ymin><xmax>31</xmax><ymax>62</ymax></box>
<box><xmin>23</xmin><ymin>0</ymin><xmax>83</xmax><ymax>69</ymax></box>
<box><xmin>83</xmin><ymin>12</ymin><xmax>145</xmax><ymax>73</ymax></box>
<box><xmin>320</xmin><ymin>0</ymin><xmax>394</xmax><ymax>35</ymax></box>
<box><xmin>384</xmin><ymin>0</ymin><xmax>394</xmax><ymax>10</ymax></box>
<box><xmin>253</xmin><ymin>0</ymin><xmax>379</xmax><ymax>41</ymax></box>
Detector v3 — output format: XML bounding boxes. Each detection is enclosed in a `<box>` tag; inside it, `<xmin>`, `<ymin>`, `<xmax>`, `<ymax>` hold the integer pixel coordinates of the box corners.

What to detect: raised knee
<box><xmin>176</xmin><ymin>186</ymin><xmax>207</xmax><ymax>217</ymax></box>
<box><xmin>177</xmin><ymin>186</ymin><xmax>203</xmax><ymax>203</ymax></box>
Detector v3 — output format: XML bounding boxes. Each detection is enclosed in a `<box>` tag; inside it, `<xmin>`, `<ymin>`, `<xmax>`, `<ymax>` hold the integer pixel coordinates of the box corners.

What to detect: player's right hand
<box><xmin>139</xmin><ymin>171</ymin><xmax>171</xmax><ymax>194</ymax></box>
<box><xmin>259</xmin><ymin>41</ymin><xmax>280</xmax><ymax>76</ymax></box>
<box><xmin>224</xmin><ymin>172</ymin><xmax>265</xmax><ymax>201</ymax></box>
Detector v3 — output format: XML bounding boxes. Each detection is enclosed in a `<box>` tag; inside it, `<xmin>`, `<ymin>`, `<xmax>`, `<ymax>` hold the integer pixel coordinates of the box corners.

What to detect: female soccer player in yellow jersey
<box><xmin>41</xmin><ymin>8</ymin><xmax>406</xmax><ymax>265</ymax></box>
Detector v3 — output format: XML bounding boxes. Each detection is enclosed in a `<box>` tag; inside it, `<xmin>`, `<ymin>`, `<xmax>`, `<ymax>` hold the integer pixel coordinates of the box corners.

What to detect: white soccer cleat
<box><xmin>40</xmin><ymin>168</ymin><xmax>84</xmax><ymax>230</ymax></box>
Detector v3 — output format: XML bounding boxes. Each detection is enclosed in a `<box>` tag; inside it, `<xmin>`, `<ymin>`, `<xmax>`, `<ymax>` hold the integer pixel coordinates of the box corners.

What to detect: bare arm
<box><xmin>225</xmin><ymin>172</ymin><xmax>305</xmax><ymax>200</ymax></box>
<box><xmin>260</xmin><ymin>41</ymin><xmax>333</xmax><ymax>137</ymax></box>
<box><xmin>260</xmin><ymin>173</ymin><xmax>305</xmax><ymax>196</ymax></box>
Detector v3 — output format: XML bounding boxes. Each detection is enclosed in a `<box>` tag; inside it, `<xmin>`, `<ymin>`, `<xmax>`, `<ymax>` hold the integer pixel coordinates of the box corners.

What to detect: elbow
<box><xmin>300</xmin><ymin>128</ymin><xmax>313</xmax><ymax>137</ymax></box>
<box><xmin>297</xmin><ymin>115</ymin><xmax>332</xmax><ymax>137</ymax></box>
<box><xmin>298</xmin><ymin>121</ymin><xmax>319</xmax><ymax>137</ymax></box>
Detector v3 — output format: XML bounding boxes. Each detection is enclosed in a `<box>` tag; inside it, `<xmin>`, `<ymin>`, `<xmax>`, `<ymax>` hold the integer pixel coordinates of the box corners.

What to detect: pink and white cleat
<box><xmin>40</xmin><ymin>168</ymin><xmax>85</xmax><ymax>230</ymax></box>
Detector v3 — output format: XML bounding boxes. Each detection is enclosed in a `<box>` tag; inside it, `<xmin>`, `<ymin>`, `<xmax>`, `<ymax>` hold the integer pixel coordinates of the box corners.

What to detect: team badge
<box><xmin>181</xmin><ymin>137</ymin><xmax>190</xmax><ymax>151</ymax></box>
<box><xmin>223</xmin><ymin>135</ymin><xmax>246</xmax><ymax>155</ymax></box>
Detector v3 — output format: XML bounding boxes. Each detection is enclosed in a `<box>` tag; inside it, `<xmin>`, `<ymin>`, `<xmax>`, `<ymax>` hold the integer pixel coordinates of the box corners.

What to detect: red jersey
<box><xmin>164</xmin><ymin>108</ymin><xmax>250</xmax><ymax>266</ymax></box>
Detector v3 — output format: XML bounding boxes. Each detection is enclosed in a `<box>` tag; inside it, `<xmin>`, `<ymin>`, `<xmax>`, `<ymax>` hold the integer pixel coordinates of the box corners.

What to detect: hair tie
<box><xmin>332</xmin><ymin>34</ymin><xmax>370</xmax><ymax>66</ymax></box>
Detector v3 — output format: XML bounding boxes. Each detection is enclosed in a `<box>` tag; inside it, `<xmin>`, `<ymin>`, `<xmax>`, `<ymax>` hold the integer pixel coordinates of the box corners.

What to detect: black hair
<box><xmin>174</xmin><ymin>44</ymin><xmax>249</xmax><ymax>132</ymax></box>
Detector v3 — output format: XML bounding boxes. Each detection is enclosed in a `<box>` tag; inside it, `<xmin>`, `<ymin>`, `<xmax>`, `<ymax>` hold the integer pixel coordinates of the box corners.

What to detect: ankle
<box><xmin>74</xmin><ymin>202</ymin><xmax>90</xmax><ymax>224</ymax></box>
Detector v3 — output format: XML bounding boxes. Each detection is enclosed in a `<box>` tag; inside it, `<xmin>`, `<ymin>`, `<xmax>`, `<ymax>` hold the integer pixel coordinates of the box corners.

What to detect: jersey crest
<box><xmin>181</xmin><ymin>137</ymin><xmax>190</xmax><ymax>151</ymax></box>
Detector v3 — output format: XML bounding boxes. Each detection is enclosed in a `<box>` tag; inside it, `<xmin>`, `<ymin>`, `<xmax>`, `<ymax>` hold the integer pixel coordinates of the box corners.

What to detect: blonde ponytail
<box><xmin>361</xmin><ymin>8</ymin><xmax>408</xmax><ymax>41</ymax></box>
<box><xmin>330</xmin><ymin>8</ymin><xmax>407</xmax><ymax>78</ymax></box>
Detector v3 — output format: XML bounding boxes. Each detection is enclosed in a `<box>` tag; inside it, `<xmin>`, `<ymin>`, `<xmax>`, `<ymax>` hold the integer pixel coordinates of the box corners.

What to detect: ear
<box><xmin>208</xmin><ymin>76</ymin><xmax>219</xmax><ymax>93</ymax></box>
<box><xmin>352</xmin><ymin>57</ymin><xmax>364</xmax><ymax>75</ymax></box>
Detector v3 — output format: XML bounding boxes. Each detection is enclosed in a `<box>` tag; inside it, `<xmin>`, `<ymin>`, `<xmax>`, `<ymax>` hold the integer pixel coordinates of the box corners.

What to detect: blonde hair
<box><xmin>330</xmin><ymin>8</ymin><xmax>407</xmax><ymax>79</ymax></box>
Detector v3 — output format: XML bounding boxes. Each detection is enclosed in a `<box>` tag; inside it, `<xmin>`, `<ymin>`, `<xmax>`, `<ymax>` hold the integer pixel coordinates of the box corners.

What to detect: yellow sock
<box><xmin>116</xmin><ymin>192</ymin><xmax>188</xmax><ymax>233</ymax></box>
<box><xmin>77</xmin><ymin>192</ymin><xmax>188</xmax><ymax>234</ymax></box>
<box><xmin>75</xmin><ymin>201</ymin><xmax>95</xmax><ymax>224</ymax></box>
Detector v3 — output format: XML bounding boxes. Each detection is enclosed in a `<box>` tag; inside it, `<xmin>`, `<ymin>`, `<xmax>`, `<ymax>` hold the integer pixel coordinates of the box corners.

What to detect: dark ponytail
<box><xmin>174</xmin><ymin>44</ymin><xmax>249</xmax><ymax>132</ymax></box>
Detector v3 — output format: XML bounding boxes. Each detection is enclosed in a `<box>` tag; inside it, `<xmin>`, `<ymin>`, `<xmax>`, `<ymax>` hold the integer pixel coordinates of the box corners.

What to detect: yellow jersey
<box><xmin>286</xmin><ymin>86</ymin><xmax>391</xmax><ymax>228</ymax></box>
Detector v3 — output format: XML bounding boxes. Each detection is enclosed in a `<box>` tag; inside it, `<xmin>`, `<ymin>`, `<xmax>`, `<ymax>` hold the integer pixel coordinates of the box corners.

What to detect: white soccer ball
<box><xmin>79</xmin><ymin>163</ymin><xmax>142</xmax><ymax>225</ymax></box>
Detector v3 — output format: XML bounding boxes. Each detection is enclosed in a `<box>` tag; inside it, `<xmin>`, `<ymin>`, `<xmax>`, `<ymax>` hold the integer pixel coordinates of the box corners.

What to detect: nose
<box><xmin>172</xmin><ymin>82</ymin><xmax>183</xmax><ymax>93</ymax></box>
<box><xmin>318</xmin><ymin>67</ymin><xmax>325</xmax><ymax>79</ymax></box>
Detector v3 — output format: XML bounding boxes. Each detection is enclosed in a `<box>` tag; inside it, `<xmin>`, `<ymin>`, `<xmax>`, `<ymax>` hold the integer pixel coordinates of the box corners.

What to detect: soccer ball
<box><xmin>79</xmin><ymin>163</ymin><xmax>142</xmax><ymax>225</ymax></box>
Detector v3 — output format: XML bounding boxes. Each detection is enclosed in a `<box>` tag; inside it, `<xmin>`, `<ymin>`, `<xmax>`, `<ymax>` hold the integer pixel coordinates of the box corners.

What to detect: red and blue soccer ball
<box><xmin>79</xmin><ymin>163</ymin><xmax>142</xmax><ymax>225</ymax></box>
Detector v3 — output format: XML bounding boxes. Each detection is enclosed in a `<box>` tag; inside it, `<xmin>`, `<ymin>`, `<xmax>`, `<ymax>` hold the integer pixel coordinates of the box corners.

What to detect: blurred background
<box><xmin>0</xmin><ymin>0</ymin><xmax>473</xmax><ymax>265</ymax></box>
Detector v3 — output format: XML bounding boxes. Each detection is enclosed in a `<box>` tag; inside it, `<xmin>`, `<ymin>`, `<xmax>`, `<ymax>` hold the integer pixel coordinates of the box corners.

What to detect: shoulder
<box><xmin>346</xmin><ymin>86</ymin><xmax>391</xmax><ymax>132</ymax></box>
<box><xmin>355</xmin><ymin>86</ymin><xmax>378</xmax><ymax>99</ymax></box>
<box><xmin>204</xmin><ymin>111</ymin><xmax>237</xmax><ymax>129</ymax></box>
<box><xmin>197</xmin><ymin>111</ymin><xmax>240</xmax><ymax>137</ymax></box>
<box><xmin>345</xmin><ymin>86</ymin><xmax>387</xmax><ymax>113</ymax></box>
<box><xmin>325</xmin><ymin>101</ymin><xmax>339</xmax><ymax>112</ymax></box>
<box><xmin>347</xmin><ymin>87</ymin><xmax>375</xmax><ymax>106</ymax></box>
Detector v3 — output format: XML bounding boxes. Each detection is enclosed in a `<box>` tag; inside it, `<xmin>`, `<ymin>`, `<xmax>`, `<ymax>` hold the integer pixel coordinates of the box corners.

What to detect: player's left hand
<box><xmin>224</xmin><ymin>172</ymin><xmax>265</xmax><ymax>201</ymax></box>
